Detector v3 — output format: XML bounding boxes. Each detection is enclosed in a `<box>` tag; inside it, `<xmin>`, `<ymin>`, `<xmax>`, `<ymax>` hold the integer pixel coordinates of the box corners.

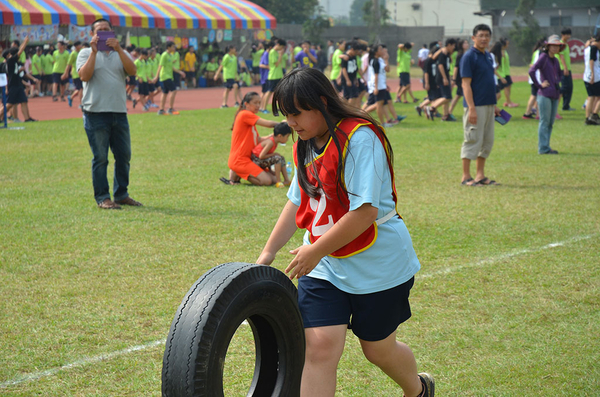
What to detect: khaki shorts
<box><xmin>461</xmin><ymin>105</ymin><xmax>495</xmax><ymax>160</ymax></box>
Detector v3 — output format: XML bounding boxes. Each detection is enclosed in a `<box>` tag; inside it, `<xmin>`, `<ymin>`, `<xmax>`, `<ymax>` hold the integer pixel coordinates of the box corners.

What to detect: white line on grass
<box><xmin>1</xmin><ymin>236</ymin><xmax>594</xmax><ymax>389</ymax></box>
<box><xmin>0</xmin><ymin>320</ymin><xmax>251</xmax><ymax>389</ymax></box>
<box><xmin>417</xmin><ymin>234</ymin><xmax>594</xmax><ymax>279</ymax></box>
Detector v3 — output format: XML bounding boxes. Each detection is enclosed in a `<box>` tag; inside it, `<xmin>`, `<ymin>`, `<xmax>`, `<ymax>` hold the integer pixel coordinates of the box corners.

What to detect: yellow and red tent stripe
<box><xmin>0</xmin><ymin>0</ymin><xmax>276</xmax><ymax>29</ymax></box>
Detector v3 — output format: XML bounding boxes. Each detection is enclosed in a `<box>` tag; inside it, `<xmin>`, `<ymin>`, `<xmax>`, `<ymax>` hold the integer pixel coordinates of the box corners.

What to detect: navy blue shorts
<box><xmin>455</xmin><ymin>81</ymin><xmax>463</xmax><ymax>97</ymax></box>
<box><xmin>224</xmin><ymin>78</ymin><xmax>239</xmax><ymax>89</ymax></box>
<box><xmin>138</xmin><ymin>81</ymin><xmax>149</xmax><ymax>96</ymax></box>
<box><xmin>7</xmin><ymin>86</ymin><xmax>28</xmax><ymax>104</ymax></box>
<box><xmin>439</xmin><ymin>84</ymin><xmax>452</xmax><ymax>100</ymax></box>
<box><xmin>331</xmin><ymin>79</ymin><xmax>343</xmax><ymax>93</ymax></box>
<box><xmin>366</xmin><ymin>89</ymin><xmax>390</xmax><ymax>105</ymax></box>
<box><xmin>357</xmin><ymin>79</ymin><xmax>366</xmax><ymax>93</ymax></box>
<box><xmin>261</xmin><ymin>82</ymin><xmax>268</xmax><ymax>93</ymax></box>
<box><xmin>267</xmin><ymin>79</ymin><xmax>281</xmax><ymax>92</ymax></box>
<box><xmin>298</xmin><ymin>276</ymin><xmax>415</xmax><ymax>342</ymax></box>
<box><xmin>343</xmin><ymin>82</ymin><xmax>358</xmax><ymax>99</ymax></box>
<box><xmin>427</xmin><ymin>87</ymin><xmax>441</xmax><ymax>101</ymax></box>
<box><xmin>399</xmin><ymin>72</ymin><xmax>411</xmax><ymax>87</ymax></box>
<box><xmin>52</xmin><ymin>73</ymin><xmax>67</xmax><ymax>85</ymax></box>
<box><xmin>73</xmin><ymin>78</ymin><xmax>83</xmax><ymax>90</ymax></box>
<box><xmin>148</xmin><ymin>83</ymin><xmax>156</xmax><ymax>92</ymax></box>
<box><xmin>173</xmin><ymin>72</ymin><xmax>181</xmax><ymax>89</ymax></box>
<box><xmin>585</xmin><ymin>81</ymin><xmax>600</xmax><ymax>97</ymax></box>
<box><xmin>499</xmin><ymin>75</ymin><xmax>513</xmax><ymax>89</ymax></box>
<box><xmin>127</xmin><ymin>75</ymin><xmax>137</xmax><ymax>86</ymax></box>
<box><xmin>160</xmin><ymin>78</ymin><xmax>176</xmax><ymax>94</ymax></box>
<box><xmin>530</xmin><ymin>83</ymin><xmax>537</xmax><ymax>96</ymax></box>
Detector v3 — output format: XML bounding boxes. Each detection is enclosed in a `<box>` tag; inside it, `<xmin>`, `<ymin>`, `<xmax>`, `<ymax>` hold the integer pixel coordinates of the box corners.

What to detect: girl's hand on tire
<box><xmin>286</xmin><ymin>245</ymin><xmax>321</xmax><ymax>279</ymax></box>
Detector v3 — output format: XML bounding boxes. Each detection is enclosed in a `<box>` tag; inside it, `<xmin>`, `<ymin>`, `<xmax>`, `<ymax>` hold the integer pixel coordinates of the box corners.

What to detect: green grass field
<box><xmin>1</xmin><ymin>81</ymin><xmax>599</xmax><ymax>396</ymax></box>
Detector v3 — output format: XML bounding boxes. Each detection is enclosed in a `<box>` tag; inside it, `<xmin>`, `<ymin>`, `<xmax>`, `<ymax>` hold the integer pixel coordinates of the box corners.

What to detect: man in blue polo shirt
<box><xmin>459</xmin><ymin>24</ymin><xmax>501</xmax><ymax>186</ymax></box>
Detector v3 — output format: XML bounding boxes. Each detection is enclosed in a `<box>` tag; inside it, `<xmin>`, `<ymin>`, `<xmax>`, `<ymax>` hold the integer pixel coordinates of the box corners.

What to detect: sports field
<box><xmin>1</xmin><ymin>81</ymin><xmax>599</xmax><ymax>396</ymax></box>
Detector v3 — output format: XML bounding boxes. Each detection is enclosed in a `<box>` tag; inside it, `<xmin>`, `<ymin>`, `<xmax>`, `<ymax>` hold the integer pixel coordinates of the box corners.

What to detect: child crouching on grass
<box><xmin>252</xmin><ymin>122</ymin><xmax>292</xmax><ymax>187</ymax></box>
<box><xmin>256</xmin><ymin>68</ymin><xmax>435</xmax><ymax>397</ymax></box>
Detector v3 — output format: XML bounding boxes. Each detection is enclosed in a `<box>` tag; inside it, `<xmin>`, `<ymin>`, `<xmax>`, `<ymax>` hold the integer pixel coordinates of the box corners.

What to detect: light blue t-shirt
<box><xmin>287</xmin><ymin>126</ymin><xmax>421</xmax><ymax>294</ymax></box>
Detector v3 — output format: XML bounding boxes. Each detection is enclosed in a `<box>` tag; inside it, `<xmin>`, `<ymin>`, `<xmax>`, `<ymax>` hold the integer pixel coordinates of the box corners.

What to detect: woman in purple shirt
<box><xmin>529</xmin><ymin>35</ymin><xmax>564</xmax><ymax>154</ymax></box>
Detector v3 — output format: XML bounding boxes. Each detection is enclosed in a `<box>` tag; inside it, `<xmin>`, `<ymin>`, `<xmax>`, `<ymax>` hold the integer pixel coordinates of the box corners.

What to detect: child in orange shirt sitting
<box><xmin>252</xmin><ymin>122</ymin><xmax>292</xmax><ymax>187</ymax></box>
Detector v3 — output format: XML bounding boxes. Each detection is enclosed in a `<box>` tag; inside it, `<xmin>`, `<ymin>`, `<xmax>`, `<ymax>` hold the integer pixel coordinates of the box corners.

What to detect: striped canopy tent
<box><xmin>0</xmin><ymin>0</ymin><xmax>276</xmax><ymax>30</ymax></box>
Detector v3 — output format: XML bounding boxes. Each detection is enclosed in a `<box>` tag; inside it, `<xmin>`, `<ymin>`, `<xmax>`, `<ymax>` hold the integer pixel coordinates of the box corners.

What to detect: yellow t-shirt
<box><xmin>184</xmin><ymin>52</ymin><xmax>197</xmax><ymax>72</ymax></box>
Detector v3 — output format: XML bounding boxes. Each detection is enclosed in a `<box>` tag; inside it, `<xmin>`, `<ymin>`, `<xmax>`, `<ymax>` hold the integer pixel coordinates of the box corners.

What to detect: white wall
<box><xmin>386</xmin><ymin>0</ymin><xmax>492</xmax><ymax>37</ymax></box>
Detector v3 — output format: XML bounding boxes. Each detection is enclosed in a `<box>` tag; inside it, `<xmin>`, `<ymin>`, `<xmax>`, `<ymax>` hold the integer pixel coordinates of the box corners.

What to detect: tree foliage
<box><xmin>254</xmin><ymin>0</ymin><xmax>319</xmax><ymax>25</ymax></box>
<box><xmin>302</xmin><ymin>12</ymin><xmax>331</xmax><ymax>46</ymax></box>
<box><xmin>350</xmin><ymin>0</ymin><xmax>390</xmax><ymax>27</ymax></box>
<box><xmin>509</xmin><ymin>0</ymin><xmax>542</xmax><ymax>63</ymax></box>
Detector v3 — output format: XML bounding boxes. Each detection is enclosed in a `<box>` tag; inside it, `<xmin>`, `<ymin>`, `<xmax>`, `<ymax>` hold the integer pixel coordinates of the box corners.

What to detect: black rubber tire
<box><xmin>162</xmin><ymin>262</ymin><xmax>305</xmax><ymax>397</ymax></box>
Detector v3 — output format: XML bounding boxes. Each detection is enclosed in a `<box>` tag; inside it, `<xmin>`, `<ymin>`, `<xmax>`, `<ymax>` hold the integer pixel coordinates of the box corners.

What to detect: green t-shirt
<box><xmin>52</xmin><ymin>50</ymin><xmax>70</xmax><ymax>74</ymax></box>
<box><xmin>159</xmin><ymin>52</ymin><xmax>174</xmax><ymax>81</ymax></box>
<box><xmin>205</xmin><ymin>61</ymin><xmax>218</xmax><ymax>72</ymax></box>
<box><xmin>559</xmin><ymin>43</ymin><xmax>570</xmax><ymax>71</ymax></box>
<box><xmin>42</xmin><ymin>53</ymin><xmax>54</xmax><ymax>74</ymax></box>
<box><xmin>329</xmin><ymin>48</ymin><xmax>343</xmax><ymax>79</ymax></box>
<box><xmin>252</xmin><ymin>49</ymin><xmax>264</xmax><ymax>67</ymax></box>
<box><xmin>498</xmin><ymin>52</ymin><xmax>510</xmax><ymax>78</ymax></box>
<box><xmin>222</xmin><ymin>53</ymin><xmax>238</xmax><ymax>80</ymax></box>
<box><xmin>397</xmin><ymin>48</ymin><xmax>412</xmax><ymax>73</ymax></box>
<box><xmin>268</xmin><ymin>50</ymin><xmax>287</xmax><ymax>80</ymax></box>
<box><xmin>135</xmin><ymin>58</ymin><xmax>148</xmax><ymax>82</ymax></box>
<box><xmin>68</xmin><ymin>50</ymin><xmax>79</xmax><ymax>78</ymax></box>
<box><xmin>31</xmin><ymin>54</ymin><xmax>43</xmax><ymax>75</ymax></box>
<box><xmin>19</xmin><ymin>51</ymin><xmax>26</xmax><ymax>64</ymax></box>
<box><xmin>172</xmin><ymin>51</ymin><xmax>180</xmax><ymax>70</ymax></box>
<box><xmin>450</xmin><ymin>51</ymin><xmax>457</xmax><ymax>74</ymax></box>
<box><xmin>148</xmin><ymin>57</ymin><xmax>158</xmax><ymax>76</ymax></box>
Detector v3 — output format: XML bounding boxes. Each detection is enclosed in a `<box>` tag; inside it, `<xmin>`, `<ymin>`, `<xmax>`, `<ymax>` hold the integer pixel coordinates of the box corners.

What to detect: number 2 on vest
<box><xmin>309</xmin><ymin>191</ymin><xmax>334</xmax><ymax>237</ymax></box>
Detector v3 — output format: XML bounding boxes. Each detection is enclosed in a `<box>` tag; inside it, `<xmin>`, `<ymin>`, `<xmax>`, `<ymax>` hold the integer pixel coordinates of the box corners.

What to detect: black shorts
<box><xmin>530</xmin><ymin>83</ymin><xmax>537</xmax><ymax>96</ymax></box>
<box><xmin>160</xmin><ymin>79</ymin><xmax>176</xmax><ymax>94</ymax></box>
<box><xmin>267</xmin><ymin>79</ymin><xmax>281</xmax><ymax>92</ymax></box>
<box><xmin>399</xmin><ymin>72</ymin><xmax>411</xmax><ymax>87</ymax></box>
<box><xmin>585</xmin><ymin>81</ymin><xmax>600</xmax><ymax>97</ymax></box>
<box><xmin>343</xmin><ymin>83</ymin><xmax>358</xmax><ymax>99</ymax></box>
<box><xmin>44</xmin><ymin>75</ymin><xmax>53</xmax><ymax>84</ymax></box>
<box><xmin>427</xmin><ymin>87</ymin><xmax>441</xmax><ymax>101</ymax></box>
<box><xmin>148</xmin><ymin>83</ymin><xmax>156</xmax><ymax>92</ymax></box>
<box><xmin>439</xmin><ymin>84</ymin><xmax>452</xmax><ymax>100</ymax></box>
<box><xmin>138</xmin><ymin>81</ymin><xmax>149</xmax><ymax>96</ymax></box>
<box><xmin>32</xmin><ymin>74</ymin><xmax>41</xmax><ymax>82</ymax></box>
<box><xmin>261</xmin><ymin>82</ymin><xmax>268</xmax><ymax>93</ymax></box>
<box><xmin>357</xmin><ymin>79</ymin><xmax>366</xmax><ymax>93</ymax></box>
<box><xmin>7</xmin><ymin>85</ymin><xmax>28</xmax><ymax>104</ymax></box>
<box><xmin>52</xmin><ymin>73</ymin><xmax>67</xmax><ymax>85</ymax></box>
<box><xmin>127</xmin><ymin>75</ymin><xmax>137</xmax><ymax>86</ymax></box>
<box><xmin>252</xmin><ymin>66</ymin><xmax>260</xmax><ymax>74</ymax></box>
<box><xmin>298</xmin><ymin>276</ymin><xmax>414</xmax><ymax>342</ymax></box>
<box><xmin>185</xmin><ymin>71</ymin><xmax>195</xmax><ymax>80</ymax></box>
<box><xmin>73</xmin><ymin>78</ymin><xmax>83</xmax><ymax>90</ymax></box>
<box><xmin>331</xmin><ymin>79</ymin><xmax>343</xmax><ymax>93</ymax></box>
<box><xmin>495</xmin><ymin>84</ymin><xmax>501</xmax><ymax>94</ymax></box>
<box><xmin>455</xmin><ymin>81</ymin><xmax>463</xmax><ymax>97</ymax></box>
<box><xmin>224</xmin><ymin>78</ymin><xmax>239</xmax><ymax>89</ymax></box>
<box><xmin>502</xmin><ymin>75</ymin><xmax>513</xmax><ymax>88</ymax></box>
<box><xmin>173</xmin><ymin>72</ymin><xmax>181</xmax><ymax>89</ymax></box>
<box><xmin>366</xmin><ymin>89</ymin><xmax>390</xmax><ymax>105</ymax></box>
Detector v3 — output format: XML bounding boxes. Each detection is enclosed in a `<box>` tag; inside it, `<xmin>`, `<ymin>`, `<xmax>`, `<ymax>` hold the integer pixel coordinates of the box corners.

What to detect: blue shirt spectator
<box><xmin>460</xmin><ymin>46</ymin><xmax>496</xmax><ymax>107</ymax></box>
<box><xmin>295</xmin><ymin>48</ymin><xmax>317</xmax><ymax>68</ymax></box>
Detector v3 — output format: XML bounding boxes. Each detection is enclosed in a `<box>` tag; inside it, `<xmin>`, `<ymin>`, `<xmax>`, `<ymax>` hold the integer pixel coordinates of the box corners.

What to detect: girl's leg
<box><xmin>375</xmin><ymin>100</ymin><xmax>386</xmax><ymax>124</ymax></box>
<box><xmin>301</xmin><ymin>325</ymin><xmax>347</xmax><ymax>397</ymax></box>
<box><xmin>248</xmin><ymin>171</ymin><xmax>276</xmax><ymax>186</ymax></box>
<box><xmin>359</xmin><ymin>332</ymin><xmax>423</xmax><ymax>397</ymax></box>
<box><xmin>386</xmin><ymin>100</ymin><xmax>398</xmax><ymax>119</ymax></box>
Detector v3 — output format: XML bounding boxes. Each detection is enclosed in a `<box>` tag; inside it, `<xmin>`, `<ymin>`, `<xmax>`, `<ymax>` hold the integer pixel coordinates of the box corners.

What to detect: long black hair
<box><xmin>271</xmin><ymin>68</ymin><xmax>394</xmax><ymax>203</ymax></box>
<box><xmin>231</xmin><ymin>91</ymin><xmax>260</xmax><ymax>130</ymax></box>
